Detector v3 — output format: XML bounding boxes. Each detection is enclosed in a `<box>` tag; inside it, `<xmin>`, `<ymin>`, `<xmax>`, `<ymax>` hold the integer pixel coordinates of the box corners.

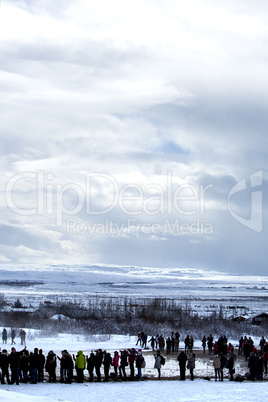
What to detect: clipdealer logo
<box><xmin>228</xmin><ymin>170</ymin><xmax>262</xmax><ymax>233</ymax></box>
<box><xmin>66</xmin><ymin>218</ymin><xmax>213</xmax><ymax>238</ymax></box>
<box><xmin>5</xmin><ymin>170</ymin><xmax>263</xmax><ymax>236</ymax></box>
<box><xmin>5</xmin><ymin>171</ymin><xmax>213</xmax><ymax>226</ymax></box>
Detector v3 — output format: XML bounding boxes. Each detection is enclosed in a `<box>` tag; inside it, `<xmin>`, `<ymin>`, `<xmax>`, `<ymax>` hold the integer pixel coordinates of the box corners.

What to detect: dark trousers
<box><xmin>31</xmin><ymin>367</ymin><xmax>38</xmax><ymax>384</ymax></box>
<box><xmin>48</xmin><ymin>368</ymin><xmax>56</xmax><ymax>382</ymax></box>
<box><xmin>119</xmin><ymin>365</ymin><xmax>126</xmax><ymax>378</ymax></box>
<box><xmin>1</xmin><ymin>368</ymin><xmax>10</xmax><ymax>384</ymax></box>
<box><xmin>88</xmin><ymin>369</ymin><xmax>94</xmax><ymax>382</ymax></box>
<box><xmin>95</xmin><ymin>366</ymin><xmax>101</xmax><ymax>382</ymax></box>
<box><xmin>11</xmin><ymin>366</ymin><xmax>20</xmax><ymax>384</ymax></box>
<box><xmin>190</xmin><ymin>368</ymin><xmax>194</xmax><ymax>380</ymax></box>
<box><xmin>179</xmin><ymin>365</ymin><xmax>186</xmax><ymax>380</ymax></box>
<box><xmin>67</xmin><ymin>369</ymin><xmax>73</xmax><ymax>383</ymax></box>
<box><xmin>38</xmin><ymin>367</ymin><xmax>44</xmax><ymax>381</ymax></box>
<box><xmin>104</xmin><ymin>366</ymin><xmax>110</xmax><ymax>381</ymax></box>
<box><xmin>129</xmin><ymin>363</ymin><xmax>134</xmax><ymax>377</ymax></box>
<box><xmin>76</xmin><ymin>368</ymin><xmax>84</xmax><ymax>383</ymax></box>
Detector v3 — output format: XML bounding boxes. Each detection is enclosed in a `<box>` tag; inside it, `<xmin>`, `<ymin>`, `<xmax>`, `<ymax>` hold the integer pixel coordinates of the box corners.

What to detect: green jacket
<box><xmin>75</xmin><ymin>350</ymin><xmax>86</xmax><ymax>369</ymax></box>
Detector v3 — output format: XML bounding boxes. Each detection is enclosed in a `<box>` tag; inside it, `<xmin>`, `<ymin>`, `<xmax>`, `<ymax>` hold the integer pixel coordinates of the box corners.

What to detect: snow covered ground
<box><xmin>0</xmin><ymin>330</ymin><xmax>267</xmax><ymax>401</ymax></box>
<box><xmin>0</xmin><ymin>330</ymin><xmax>256</xmax><ymax>379</ymax></box>
<box><xmin>1</xmin><ymin>264</ymin><xmax>268</xmax><ymax>401</ymax></box>
<box><xmin>1</xmin><ymin>264</ymin><xmax>268</xmax><ymax>317</ymax></box>
<box><xmin>1</xmin><ymin>378</ymin><xmax>268</xmax><ymax>402</ymax></box>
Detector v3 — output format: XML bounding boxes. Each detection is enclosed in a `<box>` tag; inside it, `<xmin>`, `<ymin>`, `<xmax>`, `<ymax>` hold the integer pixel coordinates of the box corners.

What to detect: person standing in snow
<box><xmin>112</xmin><ymin>351</ymin><xmax>120</xmax><ymax>379</ymax></box>
<box><xmin>227</xmin><ymin>353</ymin><xmax>236</xmax><ymax>381</ymax></box>
<box><xmin>103</xmin><ymin>351</ymin><xmax>112</xmax><ymax>382</ymax></box>
<box><xmin>38</xmin><ymin>349</ymin><xmax>45</xmax><ymax>382</ymax></box>
<box><xmin>45</xmin><ymin>350</ymin><xmax>57</xmax><ymax>382</ymax></box>
<box><xmin>142</xmin><ymin>333</ymin><xmax>148</xmax><ymax>348</ymax></box>
<box><xmin>0</xmin><ymin>349</ymin><xmax>10</xmax><ymax>384</ymax></box>
<box><xmin>184</xmin><ymin>335</ymin><xmax>190</xmax><ymax>353</ymax></box>
<box><xmin>11</xmin><ymin>329</ymin><xmax>16</xmax><ymax>345</ymax></box>
<box><xmin>86</xmin><ymin>351</ymin><xmax>95</xmax><ymax>382</ymax></box>
<box><xmin>136</xmin><ymin>350</ymin><xmax>145</xmax><ymax>380</ymax></box>
<box><xmin>171</xmin><ymin>332</ymin><xmax>175</xmax><ymax>353</ymax></box>
<box><xmin>213</xmin><ymin>354</ymin><xmax>221</xmax><ymax>381</ymax></box>
<box><xmin>202</xmin><ymin>336</ymin><xmax>207</xmax><ymax>354</ymax></box>
<box><xmin>9</xmin><ymin>346</ymin><xmax>22</xmax><ymax>385</ymax></box>
<box><xmin>177</xmin><ymin>350</ymin><xmax>187</xmax><ymax>380</ymax></box>
<box><xmin>174</xmin><ymin>332</ymin><xmax>180</xmax><ymax>352</ymax></box>
<box><xmin>94</xmin><ymin>349</ymin><xmax>103</xmax><ymax>382</ymax></box>
<box><xmin>154</xmin><ymin>349</ymin><xmax>164</xmax><ymax>378</ymax></box>
<box><xmin>2</xmin><ymin>328</ymin><xmax>7</xmax><ymax>344</ymax></box>
<box><xmin>119</xmin><ymin>350</ymin><xmax>128</xmax><ymax>379</ymax></box>
<box><xmin>127</xmin><ymin>348</ymin><xmax>136</xmax><ymax>378</ymax></box>
<box><xmin>158</xmin><ymin>335</ymin><xmax>165</xmax><ymax>352</ymax></box>
<box><xmin>187</xmin><ymin>353</ymin><xmax>195</xmax><ymax>380</ymax></box>
<box><xmin>74</xmin><ymin>350</ymin><xmax>86</xmax><ymax>383</ymax></box>
<box><xmin>260</xmin><ymin>336</ymin><xmax>266</xmax><ymax>353</ymax></box>
<box><xmin>148</xmin><ymin>336</ymin><xmax>156</xmax><ymax>351</ymax></box>
<box><xmin>166</xmin><ymin>337</ymin><xmax>171</xmax><ymax>354</ymax></box>
<box><xmin>30</xmin><ymin>347</ymin><xmax>39</xmax><ymax>384</ymax></box>
<box><xmin>136</xmin><ymin>332</ymin><xmax>143</xmax><ymax>346</ymax></box>
<box><xmin>19</xmin><ymin>329</ymin><xmax>26</xmax><ymax>346</ymax></box>
<box><xmin>207</xmin><ymin>334</ymin><xmax>213</xmax><ymax>354</ymax></box>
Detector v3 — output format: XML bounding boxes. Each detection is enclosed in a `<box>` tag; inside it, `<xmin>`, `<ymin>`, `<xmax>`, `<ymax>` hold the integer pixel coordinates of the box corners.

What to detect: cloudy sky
<box><xmin>0</xmin><ymin>0</ymin><xmax>267</xmax><ymax>274</ymax></box>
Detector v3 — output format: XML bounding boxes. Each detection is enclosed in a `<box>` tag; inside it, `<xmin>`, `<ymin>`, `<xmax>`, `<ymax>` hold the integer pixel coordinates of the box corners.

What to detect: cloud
<box><xmin>0</xmin><ymin>0</ymin><xmax>267</xmax><ymax>274</ymax></box>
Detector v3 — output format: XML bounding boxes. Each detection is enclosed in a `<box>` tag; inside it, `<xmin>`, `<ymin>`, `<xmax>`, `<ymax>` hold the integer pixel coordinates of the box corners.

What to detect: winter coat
<box><xmin>187</xmin><ymin>356</ymin><xmax>195</xmax><ymax>369</ymax></box>
<box><xmin>45</xmin><ymin>352</ymin><xmax>56</xmax><ymax>372</ymax></box>
<box><xmin>9</xmin><ymin>351</ymin><xmax>21</xmax><ymax>368</ymax></box>
<box><xmin>87</xmin><ymin>353</ymin><xmax>95</xmax><ymax>370</ymax></box>
<box><xmin>120</xmin><ymin>353</ymin><xmax>128</xmax><ymax>367</ymax></box>
<box><xmin>136</xmin><ymin>354</ymin><xmax>144</xmax><ymax>368</ymax></box>
<box><xmin>248</xmin><ymin>354</ymin><xmax>257</xmax><ymax>370</ymax></box>
<box><xmin>66</xmin><ymin>354</ymin><xmax>74</xmax><ymax>370</ymax></box>
<box><xmin>154</xmin><ymin>355</ymin><xmax>161</xmax><ymax>369</ymax></box>
<box><xmin>75</xmin><ymin>351</ymin><xmax>86</xmax><ymax>370</ymax></box>
<box><xmin>128</xmin><ymin>351</ymin><xmax>136</xmax><ymax>365</ymax></box>
<box><xmin>38</xmin><ymin>353</ymin><xmax>45</xmax><ymax>369</ymax></box>
<box><xmin>59</xmin><ymin>354</ymin><xmax>72</xmax><ymax>370</ymax></box>
<box><xmin>30</xmin><ymin>352</ymin><xmax>40</xmax><ymax>369</ymax></box>
<box><xmin>213</xmin><ymin>357</ymin><xmax>221</xmax><ymax>369</ymax></box>
<box><xmin>0</xmin><ymin>352</ymin><xmax>9</xmax><ymax>370</ymax></box>
<box><xmin>112</xmin><ymin>354</ymin><xmax>120</xmax><ymax>368</ymax></box>
<box><xmin>177</xmin><ymin>351</ymin><xmax>187</xmax><ymax>367</ymax></box>
<box><xmin>20</xmin><ymin>354</ymin><xmax>29</xmax><ymax>371</ymax></box>
<box><xmin>95</xmin><ymin>351</ymin><xmax>103</xmax><ymax>368</ymax></box>
<box><xmin>103</xmin><ymin>353</ymin><xmax>112</xmax><ymax>368</ymax></box>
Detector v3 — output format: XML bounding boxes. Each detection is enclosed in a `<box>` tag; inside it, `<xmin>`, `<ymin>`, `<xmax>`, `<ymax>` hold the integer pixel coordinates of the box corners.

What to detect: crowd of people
<box><xmin>0</xmin><ymin>330</ymin><xmax>267</xmax><ymax>384</ymax></box>
<box><xmin>0</xmin><ymin>346</ymin><xmax>149</xmax><ymax>385</ymax></box>
<box><xmin>209</xmin><ymin>334</ymin><xmax>268</xmax><ymax>382</ymax></box>
<box><xmin>2</xmin><ymin>328</ymin><xmax>26</xmax><ymax>346</ymax></box>
<box><xmin>136</xmin><ymin>331</ymin><xmax>193</xmax><ymax>354</ymax></box>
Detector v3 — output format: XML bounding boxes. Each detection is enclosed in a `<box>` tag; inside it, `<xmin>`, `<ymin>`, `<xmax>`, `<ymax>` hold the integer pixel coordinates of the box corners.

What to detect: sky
<box><xmin>0</xmin><ymin>0</ymin><xmax>267</xmax><ymax>274</ymax></box>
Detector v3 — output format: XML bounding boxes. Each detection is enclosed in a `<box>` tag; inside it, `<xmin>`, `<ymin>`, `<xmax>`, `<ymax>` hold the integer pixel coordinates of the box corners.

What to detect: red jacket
<box><xmin>112</xmin><ymin>354</ymin><xmax>120</xmax><ymax>367</ymax></box>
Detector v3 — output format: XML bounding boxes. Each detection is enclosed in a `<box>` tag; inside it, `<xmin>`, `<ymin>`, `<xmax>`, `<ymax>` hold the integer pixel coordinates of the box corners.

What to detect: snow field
<box><xmin>1</xmin><ymin>379</ymin><xmax>268</xmax><ymax>402</ymax></box>
<box><xmin>1</xmin><ymin>330</ymin><xmax>267</xmax><ymax>401</ymax></box>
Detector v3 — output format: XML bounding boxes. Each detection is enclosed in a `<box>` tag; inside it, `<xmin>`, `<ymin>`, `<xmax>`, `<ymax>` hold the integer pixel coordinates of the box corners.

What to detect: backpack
<box><xmin>160</xmin><ymin>356</ymin><xmax>165</xmax><ymax>366</ymax></box>
<box><xmin>141</xmin><ymin>357</ymin><xmax>146</xmax><ymax>368</ymax></box>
